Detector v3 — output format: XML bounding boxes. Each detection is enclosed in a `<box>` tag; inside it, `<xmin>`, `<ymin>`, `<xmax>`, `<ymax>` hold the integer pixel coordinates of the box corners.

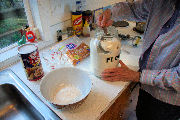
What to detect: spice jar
<box><xmin>90</xmin><ymin>26</ymin><xmax>121</xmax><ymax>77</ymax></box>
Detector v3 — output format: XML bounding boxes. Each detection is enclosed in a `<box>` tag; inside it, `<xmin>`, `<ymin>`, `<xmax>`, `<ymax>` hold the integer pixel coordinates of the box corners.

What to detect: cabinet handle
<box><xmin>119</xmin><ymin>113</ymin><xmax>123</xmax><ymax>118</ymax></box>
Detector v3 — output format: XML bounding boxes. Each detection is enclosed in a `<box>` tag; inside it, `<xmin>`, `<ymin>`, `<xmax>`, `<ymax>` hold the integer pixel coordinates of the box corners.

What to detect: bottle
<box><xmin>25</xmin><ymin>25</ymin><xmax>36</xmax><ymax>43</ymax></box>
<box><xmin>76</xmin><ymin>1</ymin><xmax>82</xmax><ymax>12</ymax></box>
<box><xmin>82</xmin><ymin>10</ymin><xmax>92</xmax><ymax>27</ymax></box>
<box><xmin>18</xmin><ymin>35</ymin><xmax>26</xmax><ymax>46</ymax></box>
<box><xmin>83</xmin><ymin>19</ymin><xmax>90</xmax><ymax>37</ymax></box>
<box><xmin>72</xmin><ymin>0</ymin><xmax>83</xmax><ymax>37</ymax></box>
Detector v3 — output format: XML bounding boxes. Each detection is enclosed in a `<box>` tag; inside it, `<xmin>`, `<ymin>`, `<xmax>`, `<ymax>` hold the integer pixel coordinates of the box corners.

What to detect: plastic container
<box><xmin>83</xmin><ymin>20</ymin><xmax>90</xmax><ymax>37</ymax></box>
<box><xmin>76</xmin><ymin>1</ymin><xmax>82</xmax><ymax>12</ymax></box>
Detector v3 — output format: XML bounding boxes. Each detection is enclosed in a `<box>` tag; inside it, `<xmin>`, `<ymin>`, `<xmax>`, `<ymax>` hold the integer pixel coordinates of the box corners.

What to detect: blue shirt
<box><xmin>139</xmin><ymin>0</ymin><xmax>180</xmax><ymax>72</ymax></box>
<box><xmin>112</xmin><ymin>0</ymin><xmax>180</xmax><ymax>106</ymax></box>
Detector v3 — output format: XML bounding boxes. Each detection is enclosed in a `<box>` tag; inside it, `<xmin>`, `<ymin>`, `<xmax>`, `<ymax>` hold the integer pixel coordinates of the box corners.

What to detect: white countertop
<box><xmin>7</xmin><ymin>22</ymin><xmax>142</xmax><ymax>120</ymax></box>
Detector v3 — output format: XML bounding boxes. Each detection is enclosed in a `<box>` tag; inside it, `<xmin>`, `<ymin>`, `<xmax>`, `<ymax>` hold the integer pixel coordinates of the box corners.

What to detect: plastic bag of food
<box><xmin>42</xmin><ymin>36</ymin><xmax>90</xmax><ymax>69</ymax></box>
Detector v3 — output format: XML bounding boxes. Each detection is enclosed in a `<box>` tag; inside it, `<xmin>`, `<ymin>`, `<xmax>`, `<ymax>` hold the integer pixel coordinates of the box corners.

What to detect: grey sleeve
<box><xmin>112</xmin><ymin>0</ymin><xmax>153</xmax><ymax>22</ymax></box>
<box><xmin>140</xmin><ymin>64</ymin><xmax>180</xmax><ymax>93</ymax></box>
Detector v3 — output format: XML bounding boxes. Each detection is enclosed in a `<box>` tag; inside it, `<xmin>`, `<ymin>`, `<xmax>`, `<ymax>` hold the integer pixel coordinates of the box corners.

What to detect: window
<box><xmin>0</xmin><ymin>0</ymin><xmax>72</xmax><ymax>70</ymax></box>
<box><xmin>0</xmin><ymin>0</ymin><xmax>28</xmax><ymax>49</ymax></box>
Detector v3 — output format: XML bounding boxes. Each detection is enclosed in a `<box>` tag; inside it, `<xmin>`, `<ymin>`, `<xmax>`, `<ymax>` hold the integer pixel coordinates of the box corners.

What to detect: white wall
<box><xmin>29</xmin><ymin>0</ymin><xmax>125</xmax><ymax>42</ymax></box>
<box><xmin>86</xmin><ymin>0</ymin><xmax>125</xmax><ymax>10</ymax></box>
<box><xmin>28</xmin><ymin>0</ymin><xmax>72</xmax><ymax>42</ymax></box>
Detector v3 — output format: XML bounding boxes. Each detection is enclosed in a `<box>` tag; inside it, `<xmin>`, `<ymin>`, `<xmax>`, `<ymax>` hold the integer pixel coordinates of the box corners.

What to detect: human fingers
<box><xmin>102</xmin><ymin>68</ymin><xmax>124</xmax><ymax>77</ymax></box>
<box><xmin>96</xmin><ymin>14</ymin><xmax>103</xmax><ymax>26</ymax></box>
<box><xmin>98</xmin><ymin>14</ymin><xmax>103</xmax><ymax>21</ymax></box>
<box><xmin>97</xmin><ymin>20</ymin><xmax>101</xmax><ymax>27</ymax></box>
<box><xmin>105</xmin><ymin>20</ymin><xmax>113</xmax><ymax>27</ymax></box>
<box><xmin>100</xmin><ymin>9</ymin><xmax>112</xmax><ymax>27</ymax></box>
<box><xmin>101</xmin><ymin>68</ymin><xmax>126</xmax><ymax>79</ymax></box>
<box><xmin>119</xmin><ymin>60</ymin><xmax>128</xmax><ymax>68</ymax></box>
<box><xmin>102</xmin><ymin>67</ymin><xmax>124</xmax><ymax>74</ymax></box>
<box><xmin>102</xmin><ymin>70</ymin><xmax>131</xmax><ymax>80</ymax></box>
<box><xmin>101</xmin><ymin>19</ymin><xmax>107</xmax><ymax>27</ymax></box>
<box><xmin>104</xmin><ymin>9</ymin><xmax>111</xmax><ymax>20</ymax></box>
<box><xmin>101</xmin><ymin>75</ymin><xmax>119</xmax><ymax>81</ymax></box>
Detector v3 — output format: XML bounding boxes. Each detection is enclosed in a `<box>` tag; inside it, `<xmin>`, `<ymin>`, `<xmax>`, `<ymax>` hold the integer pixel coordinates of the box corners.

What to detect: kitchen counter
<box><xmin>6</xmin><ymin>22</ymin><xmax>142</xmax><ymax>120</ymax></box>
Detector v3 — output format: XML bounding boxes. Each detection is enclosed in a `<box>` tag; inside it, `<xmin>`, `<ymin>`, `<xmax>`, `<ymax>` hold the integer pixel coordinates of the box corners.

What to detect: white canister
<box><xmin>90</xmin><ymin>28</ymin><xmax>121</xmax><ymax>77</ymax></box>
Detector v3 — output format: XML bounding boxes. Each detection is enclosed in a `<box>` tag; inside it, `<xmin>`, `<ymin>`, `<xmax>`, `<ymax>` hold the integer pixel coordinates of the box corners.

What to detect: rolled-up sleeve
<box><xmin>112</xmin><ymin>0</ymin><xmax>153</xmax><ymax>22</ymax></box>
<box><xmin>140</xmin><ymin>64</ymin><xmax>180</xmax><ymax>93</ymax></box>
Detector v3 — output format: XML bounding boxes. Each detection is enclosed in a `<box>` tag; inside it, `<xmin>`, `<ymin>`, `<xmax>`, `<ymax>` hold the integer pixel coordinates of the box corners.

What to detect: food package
<box><xmin>42</xmin><ymin>36</ymin><xmax>90</xmax><ymax>69</ymax></box>
<box><xmin>66</xmin><ymin>42</ymin><xmax>90</xmax><ymax>65</ymax></box>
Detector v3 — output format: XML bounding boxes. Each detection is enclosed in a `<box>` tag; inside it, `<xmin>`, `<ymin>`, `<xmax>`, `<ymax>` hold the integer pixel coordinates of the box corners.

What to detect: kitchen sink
<box><xmin>0</xmin><ymin>84</ymin><xmax>44</xmax><ymax>120</ymax></box>
<box><xmin>0</xmin><ymin>70</ymin><xmax>60</xmax><ymax>120</ymax></box>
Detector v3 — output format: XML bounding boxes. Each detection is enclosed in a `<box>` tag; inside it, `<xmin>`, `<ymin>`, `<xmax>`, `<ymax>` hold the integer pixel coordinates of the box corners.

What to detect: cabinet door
<box><xmin>100</xmin><ymin>83</ymin><xmax>134</xmax><ymax>120</ymax></box>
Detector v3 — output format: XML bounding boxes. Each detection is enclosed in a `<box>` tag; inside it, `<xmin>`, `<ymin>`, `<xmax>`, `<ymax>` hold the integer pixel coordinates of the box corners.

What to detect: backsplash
<box><xmin>30</xmin><ymin>0</ymin><xmax>125</xmax><ymax>42</ymax></box>
<box><xmin>86</xmin><ymin>0</ymin><xmax>125</xmax><ymax>10</ymax></box>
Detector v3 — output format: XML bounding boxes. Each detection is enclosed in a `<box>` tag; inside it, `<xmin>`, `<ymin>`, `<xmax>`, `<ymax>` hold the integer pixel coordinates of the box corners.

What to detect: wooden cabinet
<box><xmin>100</xmin><ymin>82</ymin><xmax>137</xmax><ymax>120</ymax></box>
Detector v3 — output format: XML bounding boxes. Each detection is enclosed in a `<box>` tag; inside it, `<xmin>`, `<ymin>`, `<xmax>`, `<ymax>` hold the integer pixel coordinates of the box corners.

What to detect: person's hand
<box><xmin>101</xmin><ymin>60</ymin><xmax>140</xmax><ymax>82</ymax></box>
<box><xmin>96</xmin><ymin>9</ymin><xmax>113</xmax><ymax>27</ymax></box>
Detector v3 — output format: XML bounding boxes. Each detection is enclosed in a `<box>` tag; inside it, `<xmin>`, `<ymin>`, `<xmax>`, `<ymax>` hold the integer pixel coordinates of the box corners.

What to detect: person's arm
<box><xmin>112</xmin><ymin>0</ymin><xmax>153</xmax><ymax>22</ymax></box>
<box><xmin>140</xmin><ymin>64</ymin><xmax>180</xmax><ymax>92</ymax></box>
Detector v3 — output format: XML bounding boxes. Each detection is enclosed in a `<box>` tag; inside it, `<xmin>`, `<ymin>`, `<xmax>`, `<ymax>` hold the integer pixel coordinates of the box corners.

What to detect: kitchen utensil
<box><xmin>112</xmin><ymin>21</ymin><xmax>129</xmax><ymax>27</ymax></box>
<box><xmin>133</xmin><ymin>22</ymin><xmax>146</xmax><ymax>34</ymax></box>
<box><xmin>132</xmin><ymin>36</ymin><xmax>141</xmax><ymax>47</ymax></box>
<box><xmin>67</xmin><ymin>27</ymin><xmax>74</xmax><ymax>37</ymax></box>
<box><xmin>40</xmin><ymin>67</ymin><xmax>92</xmax><ymax>108</ymax></box>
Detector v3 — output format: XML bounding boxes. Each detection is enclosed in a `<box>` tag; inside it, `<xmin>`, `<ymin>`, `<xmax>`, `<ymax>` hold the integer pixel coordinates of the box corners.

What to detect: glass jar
<box><xmin>90</xmin><ymin>26</ymin><xmax>121</xmax><ymax>77</ymax></box>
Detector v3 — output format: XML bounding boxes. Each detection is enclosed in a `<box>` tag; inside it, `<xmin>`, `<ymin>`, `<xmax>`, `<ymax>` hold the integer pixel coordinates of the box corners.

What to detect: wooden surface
<box><xmin>100</xmin><ymin>82</ymin><xmax>136</xmax><ymax>120</ymax></box>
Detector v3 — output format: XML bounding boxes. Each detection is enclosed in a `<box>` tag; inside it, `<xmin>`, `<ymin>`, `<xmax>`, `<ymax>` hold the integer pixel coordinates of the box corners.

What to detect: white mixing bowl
<box><xmin>40</xmin><ymin>67</ymin><xmax>92</xmax><ymax>108</ymax></box>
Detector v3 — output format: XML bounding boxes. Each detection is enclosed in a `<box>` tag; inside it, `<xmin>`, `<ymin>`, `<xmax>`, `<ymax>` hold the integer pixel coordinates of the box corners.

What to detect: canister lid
<box><xmin>18</xmin><ymin>44</ymin><xmax>37</xmax><ymax>54</ymax></box>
